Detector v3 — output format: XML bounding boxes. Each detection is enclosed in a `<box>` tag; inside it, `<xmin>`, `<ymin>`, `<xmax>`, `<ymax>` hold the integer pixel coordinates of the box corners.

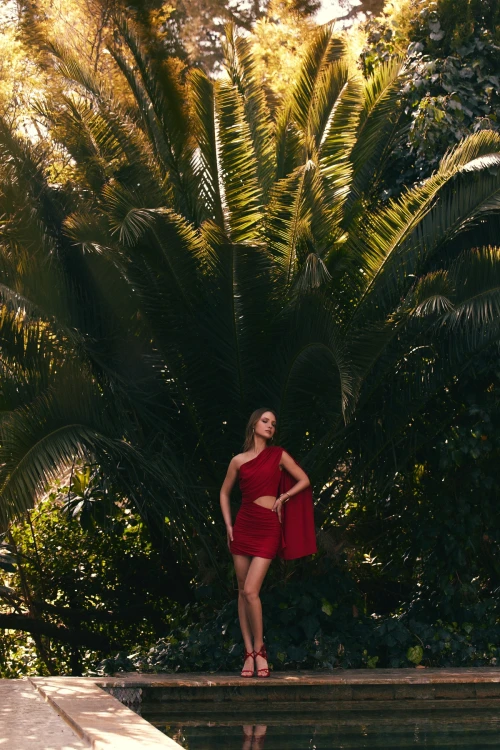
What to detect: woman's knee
<box><xmin>242</xmin><ymin>586</ymin><xmax>259</xmax><ymax>603</ymax></box>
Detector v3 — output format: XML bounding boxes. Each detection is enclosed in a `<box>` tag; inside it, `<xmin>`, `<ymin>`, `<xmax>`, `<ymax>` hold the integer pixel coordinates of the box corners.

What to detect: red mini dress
<box><xmin>230</xmin><ymin>445</ymin><xmax>317</xmax><ymax>560</ymax></box>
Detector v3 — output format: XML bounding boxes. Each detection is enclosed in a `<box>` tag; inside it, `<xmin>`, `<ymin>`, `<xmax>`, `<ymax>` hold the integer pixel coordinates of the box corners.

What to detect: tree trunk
<box><xmin>0</xmin><ymin>614</ymin><xmax>120</xmax><ymax>651</ymax></box>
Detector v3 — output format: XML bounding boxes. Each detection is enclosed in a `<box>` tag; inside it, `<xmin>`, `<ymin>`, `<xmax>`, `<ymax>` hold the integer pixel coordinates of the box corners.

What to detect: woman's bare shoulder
<box><xmin>278</xmin><ymin>448</ymin><xmax>294</xmax><ymax>465</ymax></box>
<box><xmin>230</xmin><ymin>452</ymin><xmax>249</xmax><ymax>470</ymax></box>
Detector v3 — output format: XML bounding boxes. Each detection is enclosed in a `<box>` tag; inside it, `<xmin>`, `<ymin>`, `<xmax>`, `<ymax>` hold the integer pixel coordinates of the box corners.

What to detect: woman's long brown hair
<box><xmin>243</xmin><ymin>407</ymin><xmax>277</xmax><ymax>452</ymax></box>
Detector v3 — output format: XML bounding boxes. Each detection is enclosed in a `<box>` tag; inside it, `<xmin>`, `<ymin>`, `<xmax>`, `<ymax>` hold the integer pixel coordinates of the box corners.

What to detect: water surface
<box><xmin>143</xmin><ymin>706</ymin><xmax>500</xmax><ymax>749</ymax></box>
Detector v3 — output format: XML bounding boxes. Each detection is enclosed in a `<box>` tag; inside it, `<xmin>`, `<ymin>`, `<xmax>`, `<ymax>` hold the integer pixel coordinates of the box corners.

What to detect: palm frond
<box><xmin>108</xmin><ymin>45</ymin><xmax>182</xmax><ymax>205</ymax></box>
<box><xmin>406</xmin><ymin>270</ymin><xmax>455</xmax><ymax>317</ymax></box>
<box><xmin>266</xmin><ymin>165</ymin><xmax>309</xmax><ymax>290</ymax></box>
<box><xmin>293</xmin><ymin>252</ymin><xmax>332</xmax><ymax>293</ymax></box>
<box><xmin>275</xmin><ymin>107</ymin><xmax>305</xmax><ymax>181</ymax></box>
<box><xmin>223</xmin><ymin>24</ymin><xmax>276</xmax><ymax>197</ymax></box>
<box><xmin>105</xmin><ymin>17</ymin><xmax>198</xmax><ymax>220</ymax></box>
<box><xmin>319</xmin><ymin>73</ymin><xmax>363</xmax><ymax>162</ymax></box>
<box><xmin>287</xmin><ymin>26</ymin><xmax>345</xmax><ymax>132</ymax></box>
<box><xmin>215</xmin><ymin>81</ymin><xmax>263</xmax><ymax>244</ymax></box>
<box><xmin>0</xmin><ymin>119</ymin><xmax>58</xmax><ymax>258</ymax></box>
<box><xmin>112</xmin><ymin>13</ymin><xmax>189</xmax><ymax>150</ymax></box>
<box><xmin>0</xmin><ymin>373</ymin><xmax>105</xmax><ymax>524</ymax></box>
<box><xmin>351</xmin><ymin>250</ymin><xmax>500</xmax><ymax>479</ymax></box>
<box><xmin>46</xmin><ymin>41</ymin><xmax>138</xmax><ymax>118</ymax></box>
<box><xmin>349</xmin><ymin>58</ymin><xmax>405</xmax><ymax>201</ymax></box>
<box><xmin>274</xmin><ymin>28</ymin><xmax>344</xmax><ymax>179</ymax></box>
<box><xmin>274</xmin><ymin>295</ymin><xmax>356</xmax><ymax>439</ymax></box>
<box><xmin>63</xmin><ymin>207</ymin><xmax>116</xmax><ymax>254</ymax></box>
<box><xmin>308</xmin><ymin>59</ymin><xmax>350</xmax><ymax>148</ymax></box>
<box><xmin>189</xmin><ymin>69</ymin><xmax>225</xmax><ymax>228</ymax></box>
<box><xmin>102</xmin><ymin>200</ymin><xmax>203</xmax><ymax>311</ymax></box>
<box><xmin>313</xmin><ymin>66</ymin><xmax>361</xmax><ymax>237</ymax></box>
<box><xmin>346</xmin><ymin>130</ymin><xmax>500</xmax><ymax>328</ymax></box>
<box><xmin>445</xmin><ymin>246</ymin><xmax>500</xmax><ymax>332</ymax></box>
<box><xmin>439</xmin><ymin>129</ymin><xmax>500</xmax><ymax>172</ymax></box>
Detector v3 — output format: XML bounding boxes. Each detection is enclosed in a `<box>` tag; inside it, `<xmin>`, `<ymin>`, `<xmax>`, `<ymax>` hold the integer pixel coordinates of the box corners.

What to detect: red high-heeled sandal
<box><xmin>254</xmin><ymin>644</ymin><xmax>270</xmax><ymax>678</ymax></box>
<box><xmin>241</xmin><ymin>649</ymin><xmax>255</xmax><ymax>678</ymax></box>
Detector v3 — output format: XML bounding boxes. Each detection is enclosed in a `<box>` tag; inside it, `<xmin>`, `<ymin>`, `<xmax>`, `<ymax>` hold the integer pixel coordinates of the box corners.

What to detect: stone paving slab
<box><xmin>30</xmin><ymin>678</ymin><xmax>181</xmax><ymax>750</ymax></box>
<box><xmin>0</xmin><ymin>680</ymin><xmax>88</xmax><ymax>749</ymax></box>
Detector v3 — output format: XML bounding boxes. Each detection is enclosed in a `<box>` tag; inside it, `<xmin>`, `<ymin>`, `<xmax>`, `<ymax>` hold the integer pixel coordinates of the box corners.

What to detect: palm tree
<box><xmin>1</xmin><ymin>16</ymin><xmax>500</xmax><ymax>593</ymax></box>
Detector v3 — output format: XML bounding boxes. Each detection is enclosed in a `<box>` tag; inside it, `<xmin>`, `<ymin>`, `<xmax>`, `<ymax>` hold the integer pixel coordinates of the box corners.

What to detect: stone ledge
<box><xmin>94</xmin><ymin>666</ymin><xmax>500</xmax><ymax>688</ymax></box>
<box><xmin>0</xmin><ymin>679</ymin><xmax>88</xmax><ymax>750</ymax></box>
<box><xmin>29</xmin><ymin>677</ymin><xmax>182</xmax><ymax>750</ymax></box>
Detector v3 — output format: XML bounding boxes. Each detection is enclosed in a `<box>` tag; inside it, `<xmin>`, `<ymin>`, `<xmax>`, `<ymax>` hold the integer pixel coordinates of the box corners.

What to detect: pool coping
<box><xmin>29</xmin><ymin>676</ymin><xmax>182</xmax><ymax>749</ymax></box>
<box><xmin>93</xmin><ymin>667</ymin><xmax>500</xmax><ymax>687</ymax></box>
<box><xmin>29</xmin><ymin>668</ymin><xmax>500</xmax><ymax>747</ymax></box>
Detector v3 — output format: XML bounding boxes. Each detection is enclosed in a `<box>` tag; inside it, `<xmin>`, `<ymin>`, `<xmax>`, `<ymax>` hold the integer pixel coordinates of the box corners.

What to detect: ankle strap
<box><xmin>254</xmin><ymin>644</ymin><xmax>267</xmax><ymax>658</ymax></box>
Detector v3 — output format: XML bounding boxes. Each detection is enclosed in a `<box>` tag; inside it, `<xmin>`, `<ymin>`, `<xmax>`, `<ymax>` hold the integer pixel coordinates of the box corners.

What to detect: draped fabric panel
<box><xmin>278</xmin><ymin>455</ymin><xmax>317</xmax><ymax>560</ymax></box>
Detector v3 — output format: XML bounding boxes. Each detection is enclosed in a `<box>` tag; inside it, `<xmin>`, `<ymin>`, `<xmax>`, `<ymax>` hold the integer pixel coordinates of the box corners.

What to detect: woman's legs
<box><xmin>253</xmin><ymin>725</ymin><xmax>268</xmax><ymax>747</ymax></box>
<box><xmin>242</xmin><ymin>556</ymin><xmax>272</xmax><ymax>645</ymax></box>
<box><xmin>233</xmin><ymin>554</ymin><xmax>273</xmax><ymax>673</ymax></box>
<box><xmin>242</xmin><ymin>725</ymin><xmax>267</xmax><ymax>749</ymax></box>
<box><xmin>242</xmin><ymin>725</ymin><xmax>253</xmax><ymax>750</ymax></box>
<box><xmin>233</xmin><ymin>554</ymin><xmax>254</xmax><ymax>672</ymax></box>
<box><xmin>242</xmin><ymin>556</ymin><xmax>272</xmax><ymax>672</ymax></box>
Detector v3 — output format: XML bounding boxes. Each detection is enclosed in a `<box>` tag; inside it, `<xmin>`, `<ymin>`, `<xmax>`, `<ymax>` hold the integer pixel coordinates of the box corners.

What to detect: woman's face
<box><xmin>254</xmin><ymin>411</ymin><xmax>276</xmax><ymax>441</ymax></box>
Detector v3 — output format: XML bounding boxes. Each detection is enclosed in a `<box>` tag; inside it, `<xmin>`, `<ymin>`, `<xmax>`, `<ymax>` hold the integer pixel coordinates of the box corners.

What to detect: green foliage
<box><xmin>406</xmin><ymin>645</ymin><xmax>423</xmax><ymax>665</ymax></box>
<box><xmin>325</xmin><ymin>343</ymin><xmax>500</xmax><ymax>642</ymax></box>
<box><xmin>0</xmin><ymin>633</ymin><xmax>42</xmax><ymax>680</ymax></box>
<box><xmin>0</xmin><ymin>478</ymin><xmax>175</xmax><ymax>677</ymax></box>
<box><xmin>103</xmin><ymin>575</ymin><xmax>362</xmax><ymax>673</ymax></box>
<box><xmin>425</xmin><ymin>0</ymin><xmax>500</xmax><ymax>53</ymax></box>
<box><xmin>103</xmin><ymin>588</ymin><xmax>500</xmax><ymax>674</ymax></box>
<box><xmin>395</xmin><ymin>351</ymin><xmax>500</xmax><ymax>622</ymax></box>
<box><xmin>361</xmin><ymin>0</ymin><xmax>500</xmax><ymax>190</ymax></box>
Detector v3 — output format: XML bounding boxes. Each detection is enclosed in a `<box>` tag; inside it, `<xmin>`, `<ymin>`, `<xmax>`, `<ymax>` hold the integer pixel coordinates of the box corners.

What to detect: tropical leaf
<box><xmin>266</xmin><ymin>165</ymin><xmax>310</xmax><ymax>289</ymax></box>
<box><xmin>349</xmin><ymin>58</ymin><xmax>405</xmax><ymax>201</ymax></box>
<box><xmin>309</xmin><ymin>59</ymin><xmax>351</xmax><ymax>148</ymax></box>
<box><xmin>223</xmin><ymin>24</ymin><xmax>276</xmax><ymax>197</ymax></box>
<box><xmin>274</xmin><ymin>27</ymin><xmax>344</xmax><ymax>179</ymax></box>
<box><xmin>215</xmin><ymin>81</ymin><xmax>263</xmax><ymax>243</ymax></box>
<box><xmin>189</xmin><ymin>69</ymin><xmax>225</xmax><ymax>227</ymax></box>
<box><xmin>287</xmin><ymin>26</ymin><xmax>344</xmax><ymax>132</ymax></box>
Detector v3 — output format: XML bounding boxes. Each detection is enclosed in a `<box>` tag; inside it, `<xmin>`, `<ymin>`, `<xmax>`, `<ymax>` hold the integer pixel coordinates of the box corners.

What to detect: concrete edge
<box><xmin>29</xmin><ymin>677</ymin><xmax>182</xmax><ymax>750</ymax></box>
<box><xmin>91</xmin><ymin>667</ymin><xmax>500</xmax><ymax>688</ymax></box>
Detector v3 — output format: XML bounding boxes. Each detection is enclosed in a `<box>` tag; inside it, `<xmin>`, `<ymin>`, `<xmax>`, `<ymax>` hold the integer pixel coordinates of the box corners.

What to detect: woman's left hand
<box><xmin>272</xmin><ymin>496</ymin><xmax>285</xmax><ymax>523</ymax></box>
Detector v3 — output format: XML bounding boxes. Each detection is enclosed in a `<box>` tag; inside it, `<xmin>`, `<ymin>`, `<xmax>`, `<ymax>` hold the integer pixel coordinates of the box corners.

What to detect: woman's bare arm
<box><xmin>220</xmin><ymin>456</ymin><xmax>240</xmax><ymax>542</ymax></box>
<box><xmin>279</xmin><ymin>450</ymin><xmax>310</xmax><ymax>496</ymax></box>
<box><xmin>272</xmin><ymin>451</ymin><xmax>311</xmax><ymax>521</ymax></box>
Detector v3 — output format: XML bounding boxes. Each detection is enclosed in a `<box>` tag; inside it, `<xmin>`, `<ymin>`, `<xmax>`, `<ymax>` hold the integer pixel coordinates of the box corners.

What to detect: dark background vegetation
<box><xmin>1</xmin><ymin>0</ymin><xmax>500</xmax><ymax>676</ymax></box>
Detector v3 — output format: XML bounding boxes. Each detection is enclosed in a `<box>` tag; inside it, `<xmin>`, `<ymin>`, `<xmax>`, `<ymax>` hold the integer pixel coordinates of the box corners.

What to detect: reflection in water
<box><xmin>150</xmin><ymin>707</ymin><xmax>500</xmax><ymax>749</ymax></box>
<box><xmin>242</xmin><ymin>724</ymin><xmax>267</xmax><ymax>750</ymax></box>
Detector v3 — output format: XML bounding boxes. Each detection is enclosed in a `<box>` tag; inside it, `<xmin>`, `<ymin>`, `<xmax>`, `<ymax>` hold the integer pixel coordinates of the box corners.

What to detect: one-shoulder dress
<box><xmin>230</xmin><ymin>445</ymin><xmax>317</xmax><ymax>560</ymax></box>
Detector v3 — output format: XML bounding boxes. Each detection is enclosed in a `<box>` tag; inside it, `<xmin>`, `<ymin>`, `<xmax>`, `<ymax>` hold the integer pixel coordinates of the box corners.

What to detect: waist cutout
<box><xmin>252</xmin><ymin>495</ymin><xmax>277</xmax><ymax>510</ymax></box>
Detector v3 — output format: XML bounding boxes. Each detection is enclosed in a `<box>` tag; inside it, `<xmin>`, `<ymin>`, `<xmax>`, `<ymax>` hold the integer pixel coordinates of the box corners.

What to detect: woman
<box><xmin>220</xmin><ymin>408</ymin><xmax>317</xmax><ymax>678</ymax></box>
